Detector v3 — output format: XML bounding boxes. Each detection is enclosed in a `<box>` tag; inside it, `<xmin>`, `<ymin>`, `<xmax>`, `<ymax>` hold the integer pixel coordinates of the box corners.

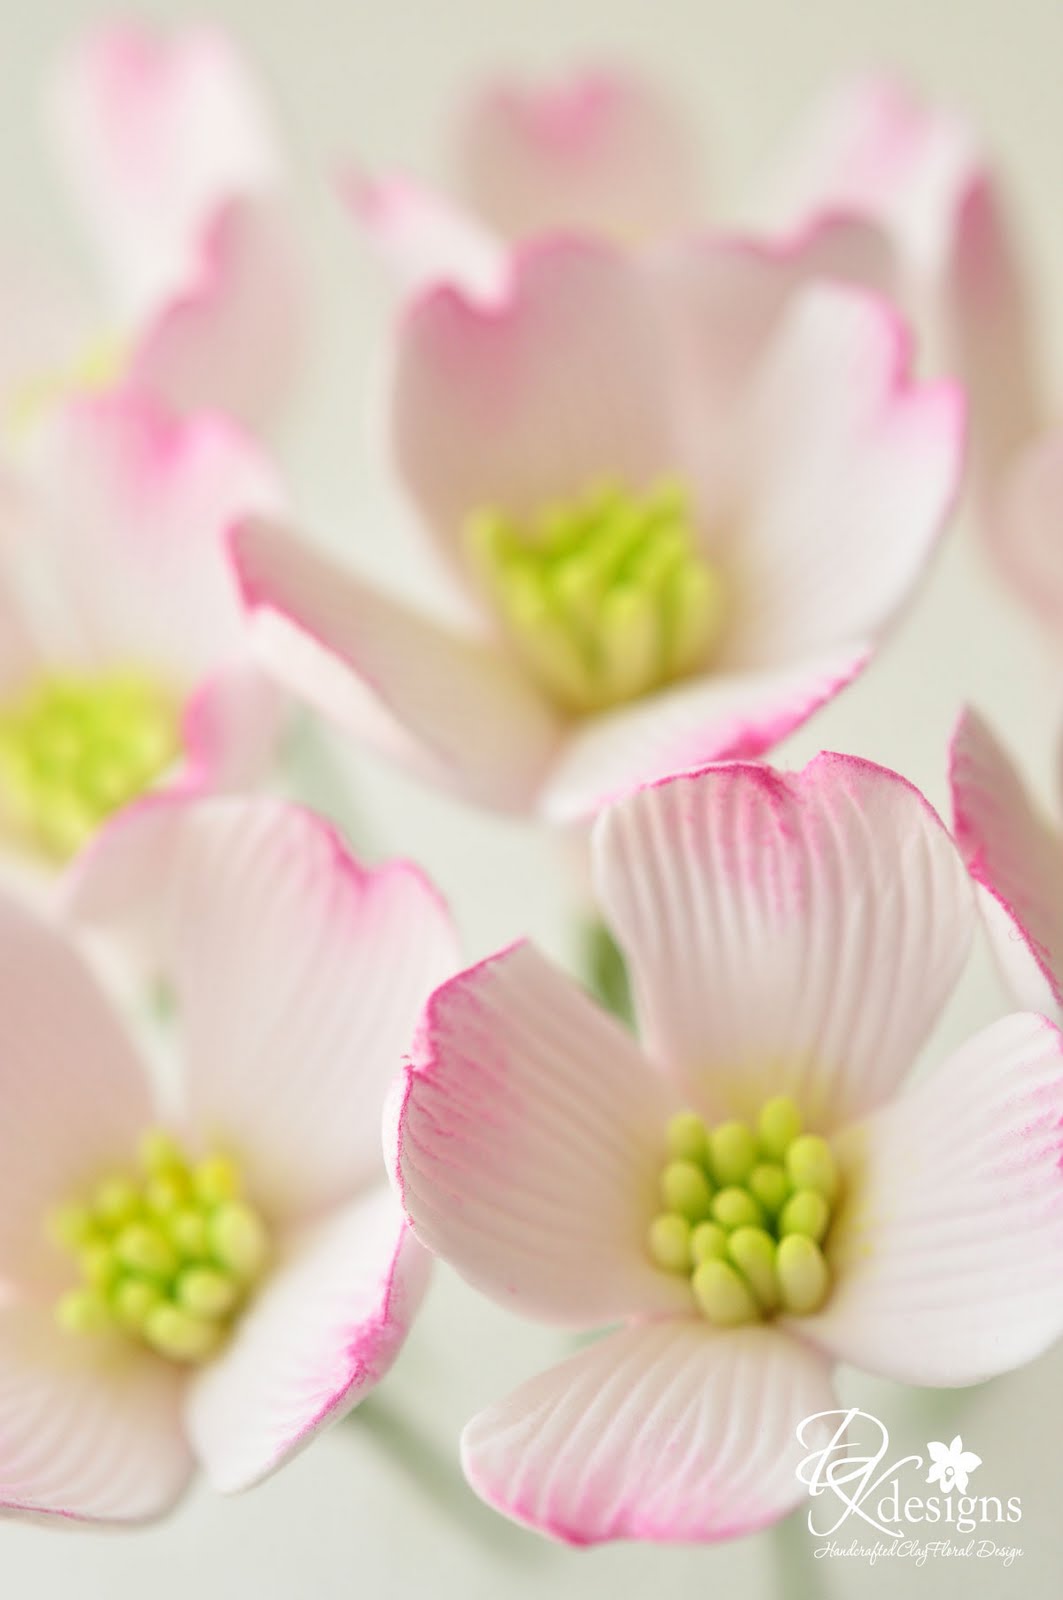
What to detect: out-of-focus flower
<box><xmin>0</xmin><ymin>390</ymin><xmax>280</xmax><ymax>866</ymax></box>
<box><xmin>390</xmin><ymin>755</ymin><xmax>1063</xmax><ymax>1544</ymax></box>
<box><xmin>347</xmin><ymin>69</ymin><xmax>1031</xmax><ymax>502</ymax></box>
<box><xmin>0</xmin><ymin>21</ymin><xmax>302</xmax><ymax>460</ymax></box>
<box><xmin>949</xmin><ymin>707</ymin><xmax>1063</xmax><ymax>1022</ymax></box>
<box><xmin>232</xmin><ymin>237</ymin><xmax>961</xmax><ymax>823</ymax></box>
<box><xmin>0</xmin><ymin>795</ymin><xmax>455</xmax><ymax>1521</ymax></box>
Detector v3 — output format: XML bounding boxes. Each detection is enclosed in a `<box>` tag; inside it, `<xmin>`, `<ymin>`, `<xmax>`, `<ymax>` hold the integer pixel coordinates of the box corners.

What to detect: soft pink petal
<box><xmin>394</xmin><ymin>940</ymin><xmax>690</xmax><ymax>1326</ymax></box>
<box><xmin>539</xmin><ymin>647</ymin><xmax>868</xmax><ymax>823</ymax></box>
<box><xmin>187</xmin><ymin>1186</ymin><xmax>428</xmax><ymax>1492</ymax></box>
<box><xmin>0</xmin><ymin>889</ymin><xmax>154</xmax><ymax>1293</ymax></box>
<box><xmin>985</xmin><ymin>430</ymin><xmax>1063</xmax><ymax>635</ymax></box>
<box><xmin>26</xmin><ymin>390</ymin><xmax>280</xmax><ymax>682</ymax></box>
<box><xmin>593</xmin><ymin>754</ymin><xmax>973</xmax><ymax>1128</ymax></box>
<box><xmin>392</xmin><ymin>236</ymin><xmax>679</xmax><ymax>578</ymax></box>
<box><xmin>232</xmin><ymin>517</ymin><xmax>561</xmax><ymax>813</ymax></box>
<box><xmin>719</xmin><ymin>284</ymin><xmax>963</xmax><ymax>669</ymax></box>
<box><xmin>0</xmin><ymin>253</ymin><xmax>98</xmax><ymax>406</ymax></box>
<box><xmin>803</xmin><ymin>1013</ymin><xmax>1063</xmax><ymax>1385</ymax></box>
<box><xmin>49</xmin><ymin>22</ymin><xmax>280</xmax><ymax>319</ymax></box>
<box><xmin>179</xmin><ymin>661</ymin><xmax>286</xmax><ymax>792</ymax></box>
<box><xmin>462</xmin><ymin>1321</ymin><xmax>836</xmax><ymax>1545</ymax></box>
<box><xmin>342</xmin><ymin>171</ymin><xmax>507</xmax><ymax>299</ymax></box>
<box><xmin>756</xmin><ymin>75</ymin><xmax>1041</xmax><ymax>497</ymax></box>
<box><xmin>66</xmin><ymin>795</ymin><xmax>457</xmax><ymax>1221</ymax></box>
<box><xmin>455</xmin><ymin>70</ymin><xmax>702</xmax><ymax>242</ymax></box>
<box><xmin>131</xmin><ymin>196</ymin><xmax>303</xmax><ymax>437</ymax></box>
<box><xmin>949</xmin><ymin>707</ymin><xmax>1063</xmax><ymax>1019</ymax></box>
<box><xmin>0</xmin><ymin>1299</ymin><xmax>191</xmax><ymax>1523</ymax></box>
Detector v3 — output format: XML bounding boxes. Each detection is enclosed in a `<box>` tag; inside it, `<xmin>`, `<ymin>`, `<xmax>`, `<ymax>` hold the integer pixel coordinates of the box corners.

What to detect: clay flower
<box><xmin>391</xmin><ymin>755</ymin><xmax>1063</xmax><ymax>1544</ymax></box>
<box><xmin>0</xmin><ymin>389</ymin><xmax>280</xmax><ymax>865</ymax></box>
<box><xmin>0</xmin><ymin>794</ymin><xmax>455</xmax><ymax>1521</ymax></box>
<box><xmin>0</xmin><ymin>21</ymin><xmax>301</xmax><ymax>453</ymax></box>
<box><xmin>233</xmin><ymin>238</ymin><xmax>961</xmax><ymax>823</ymax></box>
<box><xmin>925</xmin><ymin>1436</ymin><xmax>982</xmax><ymax>1495</ymax></box>
<box><xmin>950</xmin><ymin>707</ymin><xmax>1063</xmax><ymax>1020</ymax></box>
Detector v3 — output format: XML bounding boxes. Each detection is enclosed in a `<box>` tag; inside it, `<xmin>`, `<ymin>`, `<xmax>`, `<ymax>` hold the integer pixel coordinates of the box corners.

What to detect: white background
<box><xmin>1</xmin><ymin>0</ymin><xmax>1061</xmax><ymax>1595</ymax></box>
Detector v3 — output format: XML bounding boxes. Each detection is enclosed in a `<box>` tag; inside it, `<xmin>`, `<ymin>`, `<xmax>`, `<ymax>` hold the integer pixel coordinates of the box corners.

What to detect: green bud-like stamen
<box><xmin>49</xmin><ymin>1129</ymin><xmax>270</xmax><ymax>1364</ymax></box>
<box><xmin>0</xmin><ymin>672</ymin><xmax>181</xmax><ymax>861</ymax></box>
<box><xmin>647</xmin><ymin>1099</ymin><xmax>839</xmax><ymax>1326</ymax></box>
<box><xmin>466</xmin><ymin>480</ymin><xmax>727</xmax><ymax>715</ymax></box>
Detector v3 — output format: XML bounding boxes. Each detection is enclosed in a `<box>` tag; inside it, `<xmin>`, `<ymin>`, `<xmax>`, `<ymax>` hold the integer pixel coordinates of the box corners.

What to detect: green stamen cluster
<box><xmin>49</xmin><ymin>1130</ymin><xmax>270</xmax><ymax>1364</ymax></box>
<box><xmin>0</xmin><ymin>672</ymin><xmax>180</xmax><ymax>860</ymax></box>
<box><xmin>648</xmin><ymin>1098</ymin><xmax>839</xmax><ymax>1326</ymax></box>
<box><xmin>467</xmin><ymin>479</ymin><xmax>726</xmax><ymax>714</ymax></box>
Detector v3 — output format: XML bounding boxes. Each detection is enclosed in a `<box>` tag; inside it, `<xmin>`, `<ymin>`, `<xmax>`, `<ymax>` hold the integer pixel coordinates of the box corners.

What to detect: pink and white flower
<box><xmin>0</xmin><ymin>21</ymin><xmax>302</xmax><ymax>451</ymax></box>
<box><xmin>950</xmin><ymin>707</ymin><xmax>1063</xmax><ymax>1022</ymax></box>
<box><xmin>0</xmin><ymin>389</ymin><xmax>281</xmax><ymax>866</ymax></box>
<box><xmin>391</xmin><ymin>754</ymin><xmax>1063</xmax><ymax>1544</ymax></box>
<box><xmin>232</xmin><ymin>236</ymin><xmax>962</xmax><ymax>823</ymax></box>
<box><xmin>0</xmin><ymin>794</ymin><xmax>455</xmax><ymax>1521</ymax></box>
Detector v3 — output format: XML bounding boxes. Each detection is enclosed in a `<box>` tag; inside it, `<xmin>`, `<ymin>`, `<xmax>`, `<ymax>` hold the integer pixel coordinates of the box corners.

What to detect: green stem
<box><xmin>581</xmin><ymin>917</ymin><xmax>634</xmax><ymax>1025</ymax></box>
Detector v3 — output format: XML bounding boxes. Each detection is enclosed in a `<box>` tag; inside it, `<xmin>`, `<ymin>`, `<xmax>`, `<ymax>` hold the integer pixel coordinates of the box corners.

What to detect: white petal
<box><xmin>394</xmin><ymin>941</ymin><xmax>688</xmax><ymax>1325</ymax></box>
<box><xmin>0</xmin><ymin>1299</ymin><xmax>191</xmax><ymax>1522</ymax></box>
<box><xmin>803</xmin><ymin>1013</ymin><xmax>1063</xmax><ymax>1385</ymax></box>
<box><xmin>187</xmin><ymin>1187</ymin><xmax>429</xmax><ymax>1492</ymax></box>
<box><xmin>463</xmin><ymin>1321</ymin><xmax>836</xmax><ymax>1545</ymax></box>
<box><xmin>594</xmin><ymin>754</ymin><xmax>973</xmax><ymax>1127</ymax></box>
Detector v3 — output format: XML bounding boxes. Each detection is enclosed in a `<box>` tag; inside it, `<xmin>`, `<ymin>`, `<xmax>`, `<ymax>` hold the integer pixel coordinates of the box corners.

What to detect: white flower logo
<box><xmin>926</xmin><ymin>1435</ymin><xmax>983</xmax><ymax>1494</ymax></box>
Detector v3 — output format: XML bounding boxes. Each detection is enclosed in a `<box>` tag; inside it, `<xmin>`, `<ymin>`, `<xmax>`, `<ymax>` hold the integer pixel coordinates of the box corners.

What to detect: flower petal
<box><xmin>462</xmin><ymin>1321</ymin><xmax>836</xmax><ymax>1545</ymax></box>
<box><xmin>131</xmin><ymin>196</ymin><xmax>303</xmax><ymax>437</ymax></box>
<box><xmin>593</xmin><ymin>754</ymin><xmax>973</xmax><ymax>1128</ymax></box>
<box><xmin>454</xmin><ymin>70</ymin><xmax>702</xmax><ymax>242</ymax></box>
<box><xmin>48</xmin><ymin>22</ymin><xmax>279</xmax><ymax>320</ymax></box>
<box><xmin>232</xmin><ymin>516</ymin><xmax>561</xmax><ymax>812</ymax></box>
<box><xmin>392</xmin><ymin>236</ymin><xmax>679</xmax><ymax>577</ymax></box>
<box><xmin>342</xmin><ymin>171</ymin><xmax>507</xmax><ymax>299</ymax></box>
<box><xmin>393</xmin><ymin>940</ymin><xmax>688</xmax><ymax>1325</ymax></box>
<box><xmin>67</xmin><ymin>794</ymin><xmax>457</xmax><ymax>1220</ymax></box>
<box><xmin>0</xmin><ymin>1299</ymin><xmax>191</xmax><ymax>1523</ymax></box>
<box><xmin>27</xmin><ymin>390</ymin><xmax>280</xmax><ymax>682</ymax></box>
<box><xmin>0</xmin><ymin>887</ymin><xmax>154</xmax><ymax>1292</ymax></box>
<box><xmin>186</xmin><ymin>1186</ymin><xmax>429</xmax><ymax>1492</ymax></box>
<box><xmin>180</xmin><ymin>661</ymin><xmax>285</xmax><ymax>792</ymax></box>
<box><xmin>803</xmin><ymin>1012</ymin><xmax>1063</xmax><ymax>1385</ymax></box>
<box><xmin>755</xmin><ymin>75</ymin><xmax>1040</xmax><ymax>499</ymax></box>
<box><xmin>540</xmin><ymin>646</ymin><xmax>868</xmax><ymax>823</ymax></box>
<box><xmin>949</xmin><ymin>707</ymin><xmax>1063</xmax><ymax>1019</ymax></box>
<box><xmin>985</xmin><ymin>430</ymin><xmax>1063</xmax><ymax>635</ymax></box>
<box><xmin>720</xmin><ymin>284</ymin><xmax>963</xmax><ymax>669</ymax></box>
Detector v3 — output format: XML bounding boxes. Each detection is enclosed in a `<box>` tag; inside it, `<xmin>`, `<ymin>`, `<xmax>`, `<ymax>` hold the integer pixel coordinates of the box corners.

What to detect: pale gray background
<box><xmin>1</xmin><ymin>0</ymin><xmax>1061</xmax><ymax>1595</ymax></box>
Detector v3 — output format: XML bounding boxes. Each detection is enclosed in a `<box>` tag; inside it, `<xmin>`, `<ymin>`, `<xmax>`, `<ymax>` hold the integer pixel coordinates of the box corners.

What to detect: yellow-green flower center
<box><xmin>48</xmin><ymin>1130</ymin><xmax>270</xmax><ymax>1364</ymax></box>
<box><xmin>0</xmin><ymin>671</ymin><xmax>181</xmax><ymax>861</ymax></box>
<box><xmin>466</xmin><ymin>479</ymin><xmax>726</xmax><ymax>714</ymax></box>
<box><xmin>648</xmin><ymin>1097</ymin><xmax>839</xmax><ymax>1326</ymax></box>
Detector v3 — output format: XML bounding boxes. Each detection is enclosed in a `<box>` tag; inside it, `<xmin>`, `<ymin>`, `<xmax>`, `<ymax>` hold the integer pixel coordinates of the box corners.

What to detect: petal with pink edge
<box><xmin>0</xmin><ymin>888</ymin><xmax>154</xmax><ymax>1293</ymax></box>
<box><xmin>0</xmin><ymin>1299</ymin><xmax>191</xmax><ymax>1523</ymax></box>
<box><xmin>462</xmin><ymin>1321</ymin><xmax>836</xmax><ymax>1545</ymax></box>
<box><xmin>48</xmin><ymin>22</ymin><xmax>279</xmax><ymax>319</ymax></box>
<box><xmin>66</xmin><ymin>795</ymin><xmax>457</xmax><ymax>1219</ymax></box>
<box><xmin>342</xmin><ymin>171</ymin><xmax>507</xmax><ymax>300</ymax></box>
<box><xmin>803</xmin><ymin>1012</ymin><xmax>1063</xmax><ymax>1385</ymax></box>
<box><xmin>187</xmin><ymin>1186</ymin><xmax>429</xmax><ymax>1492</ymax></box>
<box><xmin>27</xmin><ymin>390</ymin><xmax>280</xmax><ymax>682</ymax></box>
<box><xmin>949</xmin><ymin>707</ymin><xmax>1063</xmax><ymax>1019</ymax></box>
<box><xmin>985</xmin><ymin>430</ymin><xmax>1063</xmax><ymax>635</ymax></box>
<box><xmin>394</xmin><ymin>940</ymin><xmax>690</xmax><ymax>1326</ymax></box>
<box><xmin>540</xmin><ymin>646</ymin><xmax>868</xmax><ymax>823</ymax></box>
<box><xmin>392</xmin><ymin>237</ymin><xmax>679</xmax><ymax>579</ymax></box>
<box><xmin>455</xmin><ymin>70</ymin><xmax>702</xmax><ymax>242</ymax></box>
<box><xmin>180</xmin><ymin>660</ymin><xmax>285</xmax><ymax>792</ymax></box>
<box><xmin>232</xmin><ymin>517</ymin><xmax>561</xmax><ymax>813</ymax></box>
<box><xmin>593</xmin><ymin>755</ymin><xmax>973</xmax><ymax>1128</ymax></box>
<box><xmin>131</xmin><ymin>196</ymin><xmax>303</xmax><ymax>437</ymax></box>
<box><xmin>719</xmin><ymin>285</ymin><xmax>963</xmax><ymax>670</ymax></box>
